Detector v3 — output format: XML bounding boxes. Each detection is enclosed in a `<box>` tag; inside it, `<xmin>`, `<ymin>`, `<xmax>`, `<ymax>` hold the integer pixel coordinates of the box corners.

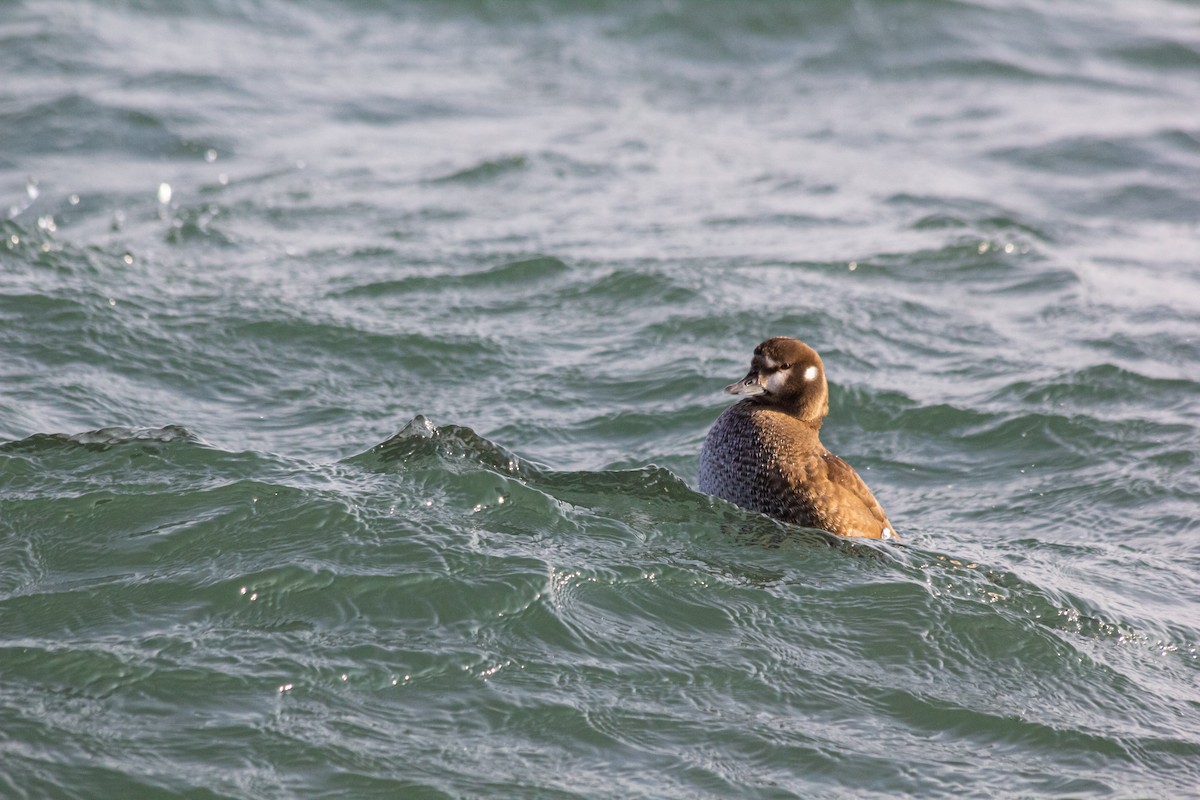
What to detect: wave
<box><xmin>1</xmin><ymin>424</ymin><xmax>201</xmax><ymax>452</ymax></box>
<box><xmin>344</xmin><ymin>416</ymin><xmax>1192</xmax><ymax>645</ymax></box>
<box><xmin>0</xmin><ymin>94</ymin><xmax>202</xmax><ymax>160</ymax></box>
<box><xmin>4</xmin><ymin>414</ymin><xmax>1198</xmax><ymax>798</ymax></box>
<box><xmin>5</xmin><ymin>414</ymin><xmax>1195</xmax><ymax>668</ymax></box>
<box><xmin>332</xmin><ymin>255</ymin><xmax>571</xmax><ymax>299</ymax></box>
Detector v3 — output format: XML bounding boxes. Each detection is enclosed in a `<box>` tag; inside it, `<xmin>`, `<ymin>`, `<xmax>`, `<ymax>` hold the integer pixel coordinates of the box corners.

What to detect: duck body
<box><xmin>698</xmin><ymin>337</ymin><xmax>896</xmax><ymax>540</ymax></box>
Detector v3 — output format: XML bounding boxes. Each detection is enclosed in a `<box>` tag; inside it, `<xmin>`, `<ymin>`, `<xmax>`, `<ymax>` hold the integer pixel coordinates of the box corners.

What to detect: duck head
<box><xmin>725</xmin><ymin>337</ymin><xmax>830</xmax><ymax>423</ymax></box>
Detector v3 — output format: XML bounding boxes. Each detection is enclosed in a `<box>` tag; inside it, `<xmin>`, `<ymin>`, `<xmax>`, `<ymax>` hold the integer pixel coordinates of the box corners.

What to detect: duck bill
<box><xmin>725</xmin><ymin>371</ymin><xmax>766</xmax><ymax>397</ymax></box>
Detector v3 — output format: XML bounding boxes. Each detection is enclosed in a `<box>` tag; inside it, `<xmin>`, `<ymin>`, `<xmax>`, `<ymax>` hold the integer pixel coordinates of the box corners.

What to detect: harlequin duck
<box><xmin>698</xmin><ymin>337</ymin><xmax>896</xmax><ymax>540</ymax></box>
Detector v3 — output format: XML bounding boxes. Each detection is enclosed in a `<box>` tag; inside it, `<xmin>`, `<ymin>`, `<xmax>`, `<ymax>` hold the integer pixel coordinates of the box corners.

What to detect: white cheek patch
<box><xmin>765</xmin><ymin>368</ymin><xmax>791</xmax><ymax>395</ymax></box>
<box><xmin>803</xmin><ymin>365</ymin><xmax>819</xmax><ymax>382</ymax></box>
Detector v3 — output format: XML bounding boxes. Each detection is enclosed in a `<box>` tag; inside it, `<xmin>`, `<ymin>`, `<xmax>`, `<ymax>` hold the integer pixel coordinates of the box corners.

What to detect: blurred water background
<box><xmin>3</xmin><ymin>1</ymin><xmax>1200</xmax><ymax>797</ymax></box>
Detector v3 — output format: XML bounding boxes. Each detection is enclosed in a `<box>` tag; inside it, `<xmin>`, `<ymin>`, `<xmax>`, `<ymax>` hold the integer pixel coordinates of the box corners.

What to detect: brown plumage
<box><xmin>698</xmin><ymin>337</ymin><xmax>896</xmax><ymax>540</ymax></box>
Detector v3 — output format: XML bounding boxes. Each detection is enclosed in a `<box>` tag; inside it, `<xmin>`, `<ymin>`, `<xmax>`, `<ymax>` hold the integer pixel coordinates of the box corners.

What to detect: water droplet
<box><xmin>848</xmin><ymin>261</ymin><xmax>858</xmax><ymax>271</ymax></box>
<box><xmin>157</xmin><ymin>182</ymin><xmax>172</xmax><ymax>204</ymax></box>
<box><xmin>25</xmin><ymin>177</ymin><xmax>39</xmax><ymax>201</ymax></box>
<box><xmin>205</xmin><ymin>148</ymin><xmax>218</xmax><ymax>163</ymax></box>
<box><xmin>123</xmin><ymin>253</ymin><xmax>134</xmax><ymax>265</ymax></box>
<box><xmin>68</xmin><ymin>194</ymin><xmax>80</xmax><ymax>205</ymax></box>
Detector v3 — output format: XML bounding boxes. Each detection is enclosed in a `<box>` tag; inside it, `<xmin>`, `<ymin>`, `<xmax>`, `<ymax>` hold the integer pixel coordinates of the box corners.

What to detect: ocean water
<box><xmin>3</xmin><ymin>0</ymin><xmax>1200</xmax><ymax>797</ymax></box>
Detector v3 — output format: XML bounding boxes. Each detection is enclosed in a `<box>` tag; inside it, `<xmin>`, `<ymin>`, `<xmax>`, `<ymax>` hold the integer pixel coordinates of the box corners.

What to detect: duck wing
<box><xmin>775</xmin><ymin>450</ymin><xmax>896</xmax><ymax>539</ymax></box>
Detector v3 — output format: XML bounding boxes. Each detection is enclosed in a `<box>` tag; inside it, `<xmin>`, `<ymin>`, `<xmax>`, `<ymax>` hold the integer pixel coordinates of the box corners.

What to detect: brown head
<box><xmin>724</xmin><ymin>337</ymin><xmax>830</xmax><ymax>423</ymax></box>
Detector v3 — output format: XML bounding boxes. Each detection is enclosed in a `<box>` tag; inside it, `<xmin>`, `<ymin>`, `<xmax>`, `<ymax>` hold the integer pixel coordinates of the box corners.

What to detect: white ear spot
<box><xmin>803</xmin><ymin>365</ymin><xmax>819</xmax><ymax>382</ymax></box>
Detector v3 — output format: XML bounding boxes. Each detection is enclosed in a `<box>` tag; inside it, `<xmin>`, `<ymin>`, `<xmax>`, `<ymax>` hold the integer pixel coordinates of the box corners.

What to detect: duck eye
<box><xmin>778</xmin><ymin>363</ymin><xmax>792</xmax><ymax>371</ymax></box>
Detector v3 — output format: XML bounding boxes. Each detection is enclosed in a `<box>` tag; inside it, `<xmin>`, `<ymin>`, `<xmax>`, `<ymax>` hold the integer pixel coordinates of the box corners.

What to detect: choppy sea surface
<box><xmin>3</xmin><ymin>1</ymin><xmax>1200</xmax><ymax>797</ymax></box>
